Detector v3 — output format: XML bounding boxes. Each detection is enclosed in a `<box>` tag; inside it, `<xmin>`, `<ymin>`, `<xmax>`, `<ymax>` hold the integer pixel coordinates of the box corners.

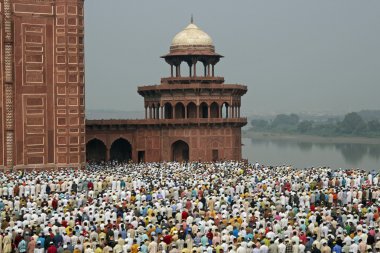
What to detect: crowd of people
<box><xmin>0</xmin><ymin>161</ymin><xmax>379</xmax><ymax>253</ymax></box>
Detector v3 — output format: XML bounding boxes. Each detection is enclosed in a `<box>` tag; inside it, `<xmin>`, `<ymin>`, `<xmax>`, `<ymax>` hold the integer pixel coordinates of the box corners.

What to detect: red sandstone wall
<box><xmin>4</xmin><ymin>0</ymin><xmax>85</xmax><ymax>169</ymax></box>
<box><xmin>0</xmin><ymin>1</ymin><xmax>3</xmax><ymax>167</ymax></box>
<box><xmin>86</xmin><ymin>125</ymin><xmax>243</xmax><ymax>162</ymax></box>
<box><xmin>156</xmin><ymin>126</ymin><xmax>242</xmax><ymax>161</ymax></box>
<box><xmin>53</xmin><ymin>0</ymin><xmax>85</xmax><ymax>167</ymax></box>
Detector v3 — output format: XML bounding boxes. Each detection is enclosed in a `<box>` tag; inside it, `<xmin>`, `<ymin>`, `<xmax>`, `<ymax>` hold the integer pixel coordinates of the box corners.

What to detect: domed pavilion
<box><xmin>86</xmin><ymin>20</ymin><xmax>247</xmax><ymax>163</ymax></box>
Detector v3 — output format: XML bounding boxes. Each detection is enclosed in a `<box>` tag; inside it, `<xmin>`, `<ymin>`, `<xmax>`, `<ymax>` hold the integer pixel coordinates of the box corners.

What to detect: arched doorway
<box><xmin>175</xmin><ymin>102</ymin><xmax>185</xmax><ymax>119</ymax></box>
<box><xmin>199</xmin><ymin>102</ymin><xmax>208</xmax><ymax>118</ymax></box>
<box><xmin>210</xmin><ymin>102</ymin><xmax>219</xmax><ymax>118</ymax></box>
<box><xmin>164</xmin><ymin>103</ymin><xmax>173</xmax><ymax>119</ymax></box>
<box><xmin>187</xmin><ymin>102</ymin><xmax>197</xmax><ymax>118</ymax></box>
<box><xmin>86</xmin><ymin>139</ymin><xmax>106</xmax><ymax>162</ymax></box>
<box><xmin>110</xmin><ymin>138</ymin><xmax>132</xmax><ymax>162</ymax></box>
<box><xmin>171</xmin><ymin>140</ymin><xmax>189</xmax><ymax>162</ymax></box>
<box><xmin>221</xmin><ymin>102</ymin><xmax>229</xmax><ymax>118</ymax></box>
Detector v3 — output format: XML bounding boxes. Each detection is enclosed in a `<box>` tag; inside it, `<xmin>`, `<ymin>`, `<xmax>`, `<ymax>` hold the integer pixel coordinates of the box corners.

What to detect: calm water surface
<box><xmin>242</xmin><ymin>138</ymin><xmax>380</xmax><ymax>171</ymax></box>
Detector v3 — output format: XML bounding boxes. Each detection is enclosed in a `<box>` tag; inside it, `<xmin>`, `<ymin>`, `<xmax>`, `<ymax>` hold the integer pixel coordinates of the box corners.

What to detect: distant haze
<box><xmin>84</xmin><ymin>0</ymin><xmax>380</xmax><ymax>116</ymax></box>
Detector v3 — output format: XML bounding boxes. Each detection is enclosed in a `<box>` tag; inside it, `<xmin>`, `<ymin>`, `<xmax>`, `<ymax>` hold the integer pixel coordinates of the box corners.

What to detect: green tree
<box><xmin>297</xmin><ymin>120</ymin><xmax>313</xmax><ymax>133</ymax></box>
<box><xmin>367</xmin><ymin>120</ymin><xmax>380</xmax><ymax>132</ymax></box>
<box><xmin>338</xmin><ymin>112</ymin><xmax>366</xmax><ymax>134</ymax></box>
<box><xmin>271</xmin><ymin>114</ymin><xmax>299</xmax><ymax>128</ymax></box>
<box><xmin>250</xmin><ymin>119</ymin><xmax>269</xmax><ymax>129</ymax></box>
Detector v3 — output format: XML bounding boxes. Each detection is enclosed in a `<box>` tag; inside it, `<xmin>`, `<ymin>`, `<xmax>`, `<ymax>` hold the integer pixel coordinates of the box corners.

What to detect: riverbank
<box><xmin>243</xmin><ymin>130</ymin><xmax>380</xmax><ymax>145</ymax></box>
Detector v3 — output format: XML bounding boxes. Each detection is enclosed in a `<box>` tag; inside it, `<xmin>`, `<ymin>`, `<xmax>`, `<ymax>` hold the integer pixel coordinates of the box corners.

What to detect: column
<box><xmin>106</xmin><ymin>148</ymin><xmax>110</xmax><ymax>161</ymax></box>
<box><xmin>145</xmin><ymin>107</ymin><xmax>147</xmax><ymax>119</ymax></box>
<box><xmin>219</xmin><ymin>106</ymin><xmax>222</xmax><ymax>118</ymax></box>
<box><xmin>170</xmin><ymin>64</ymin><xmax>173</xmax><ymax>77</ymax></box>
<box><xmin>156</xmin><ymin>106</ymin><xmax>159</xmax><ymax>119</ymax></box>
<box><xmin>160</xmin><ymin>106</ymin><xmax>163</xmax><ymax>119</ymax></box>
<box><xmin>212</xmin><ymin>64</ymin><xmax>215</xmax><ymax>77</ymax></box>
<box><xmin>193</xmin><ymin>62</ymin><xmax>197</xmax><ymax>77</ymax></box>
<box><xmin>208</xmin><ymin>105</ymin><xmax>211</xmax><ymax>119</ymax></box>
<box><xmin>185</xmin><ymin>105</ymin><xmax>188</xmax><ymax>119</ymax></box>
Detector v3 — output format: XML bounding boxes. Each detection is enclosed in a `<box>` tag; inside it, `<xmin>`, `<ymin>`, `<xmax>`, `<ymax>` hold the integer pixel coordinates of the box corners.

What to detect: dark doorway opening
<box><xmin>199</xmin><ymin>102</ymin><xmax>208</xmax><ymax>118</ymax></box>
<box><xmin>164</xmin><ymin>103</ymin><xmax>173</xmax><ymax>119</ymax></box>
<box><xmin>138</xmin><ymin>151</ymin><xmax>145</xmax><ymax>163</ymax></box>
<box><xmin>110</xmin><ymin>138</ymin><xmax>132</xmax><ymax>162</ymax></box>
<box><xmin>86</xmin><ymin>139</ymin><xmax>106</xmax><ymax>162</ymax></box>
<box><xmin>212</xmin><ymin>149</ymin><xmax>219</xmax><ymax>162</ymax></box>
<box><xmin>171</xmin><ymin>140</ymin><xmax>189</xmax><ymax>162</ymax></box>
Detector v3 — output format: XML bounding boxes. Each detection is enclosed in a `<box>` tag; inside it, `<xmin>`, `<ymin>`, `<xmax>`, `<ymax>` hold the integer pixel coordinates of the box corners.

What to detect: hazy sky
<box><xmin>84</xmin><ymin>0</ymin><xmax>380</xmax><ymax>116</ymax></box>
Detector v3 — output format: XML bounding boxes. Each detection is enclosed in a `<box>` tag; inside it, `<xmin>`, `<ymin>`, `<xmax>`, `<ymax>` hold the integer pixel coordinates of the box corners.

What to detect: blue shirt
<box><xmin>333</xmin><ymin>244</ymin><xmax>342</xmax><ymax>253</ymax></box>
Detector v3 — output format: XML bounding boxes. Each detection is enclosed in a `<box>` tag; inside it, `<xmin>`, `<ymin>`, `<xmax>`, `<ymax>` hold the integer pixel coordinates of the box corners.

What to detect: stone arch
<box><xmin>210</xmin><ymin>102</ymin><xmax>220</xmax><ymax>118</ymax></box>
<box><xmin>175</xmin><ymin>102</ymin><xmax>185</xmax><ymax>119</ymax></box>
<box><xmin>86</xmin><ymin>138</ymin><xmax>106</xmax><ymax>162</ymax></box>
<box><xmin>221</xmin><ymin>102</ymin><xmax>229</xmax><ymax>118</ymax></box>
<box><xmin>171</xmin><ymin>140</ymin><xmax>189</xmax><ymax>162</ymax></box>
<box><xmin>164</xmin><ymin>102</ymin><xmax>173</xmax><ymax>119</ymax></box>
<box><xmin>186</xmin><ymin>102</ymin><xmax>197</xmax><ymax>118</ymax></box>
<box><xmin>199</xmin><ymin>102</ymin><xmax>208</xmax><ymax>118</ymax></box>
<box><xmin>110</xmin><ymin>138</ymin><xmax>132</xmax><ymax>162</ymax></box>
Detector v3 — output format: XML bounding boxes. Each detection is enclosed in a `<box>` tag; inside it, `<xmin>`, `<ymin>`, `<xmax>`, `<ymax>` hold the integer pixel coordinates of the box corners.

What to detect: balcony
<box><xmin>86</xmin><ymin>117</ymin><xmax>247</xmax><ymax>130</ymax></box>
<box><xmin>161</xmin><ymin>76</ymin><xmax>224</xmax><ymax>84</ymax></box>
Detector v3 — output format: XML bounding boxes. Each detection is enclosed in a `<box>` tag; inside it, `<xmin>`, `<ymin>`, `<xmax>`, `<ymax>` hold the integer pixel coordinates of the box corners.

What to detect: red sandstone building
<box><xmin>86</xmin><ymin>21</ymin><xmax>247</xmax><ymax>163</ymax></box>
<box><xmin>1</xmin><ymin>0</ymin><xmax>246</xmax><ymax>169</ymax></box>
<box><xmin>0</xmin><ymin>0</ymin><xmax>85</xmax><ymax>169</ymax></box>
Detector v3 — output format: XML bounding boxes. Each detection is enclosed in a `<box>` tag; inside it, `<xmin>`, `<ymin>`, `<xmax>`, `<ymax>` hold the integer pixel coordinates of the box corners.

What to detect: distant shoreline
<box><xmin>243</xmin><ymin>131</ymin><xmax>380</xmax><ymax>145</ymax></box>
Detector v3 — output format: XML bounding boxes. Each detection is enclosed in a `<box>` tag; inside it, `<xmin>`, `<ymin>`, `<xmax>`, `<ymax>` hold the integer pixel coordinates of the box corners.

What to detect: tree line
<box><xmin>250</xmin><ymin>112</ymin><xmax>380</xmax><ymax>137</ymax></box>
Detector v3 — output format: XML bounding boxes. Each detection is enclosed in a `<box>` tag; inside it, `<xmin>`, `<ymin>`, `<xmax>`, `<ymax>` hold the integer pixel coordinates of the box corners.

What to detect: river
<box><xmin>242</xmin><ymin>137</ymin><xmax>380</xmax><ymax>170</ymax></box>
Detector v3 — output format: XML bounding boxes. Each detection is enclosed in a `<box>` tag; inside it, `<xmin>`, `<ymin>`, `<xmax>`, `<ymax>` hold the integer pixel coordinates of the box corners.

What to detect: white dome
<box><xmin>171</xmin><ymin>23</ymin><xmax>214</xmax><ymax>47</ymax></box>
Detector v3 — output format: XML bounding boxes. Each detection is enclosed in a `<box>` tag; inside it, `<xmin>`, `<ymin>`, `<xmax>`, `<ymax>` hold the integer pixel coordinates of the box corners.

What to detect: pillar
<box><xmin>212</xmin><ymin>64</ymin><xmax>215</xmax><ymax>77</ymax></box>
<box><xmin>106</xmin><ymin>148</ymin><xmax>110</xmax><ymax>161</ymax></box>
<box><xmin>160</xmin><ymin>106</ymin><xmax>163</xmax><ymax>119</ymax></box>
<box><xmin>156</xmin><ymin>106</ymin><xmax>159</xmax><ymax>119</ymax></box>
<box><xmin>193</xmin><ymin>62</ymin><xmax>197</xmax><ymax>77</ymax></box>
<box><xmin>219</xmin><ymin>106</ymin><xmax>222</xmax><ymax>118</ymax></box>
<box><xmin>184</xmin><ymin>105</ymin><xmax>188</xmax><ymax>119</ymax></box>
<box><xmin>145</xmin><ymin>107</ymin><xmax>147</xmax><ymax>119</ymax></box>
<box><xmin>208</xmin><ymin>105</ymin><xmax>211</xmax><ymax>119</ymax></box>
<box><xmin>170</xmin><ymin>64</ymin><xmax>173</xmax><ymax>77</ymax></box>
